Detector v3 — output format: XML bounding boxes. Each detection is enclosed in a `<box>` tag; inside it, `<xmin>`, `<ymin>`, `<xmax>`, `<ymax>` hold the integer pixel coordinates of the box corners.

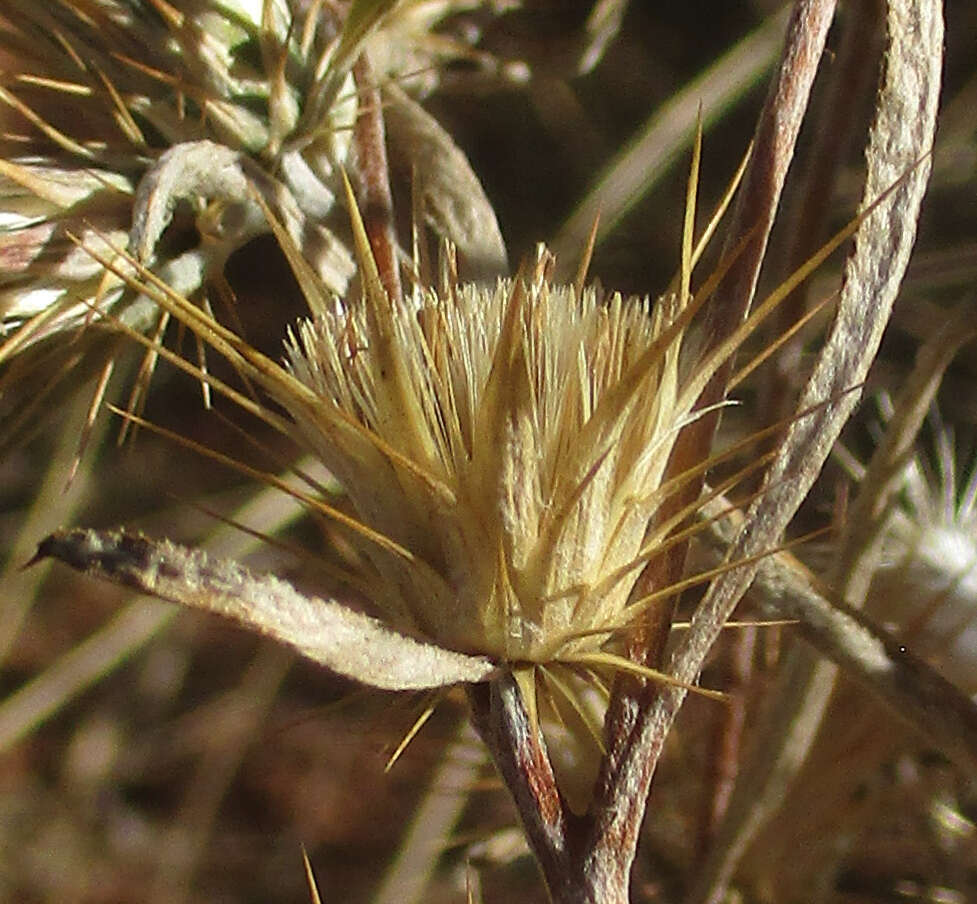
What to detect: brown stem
<box><xmin>691</xmin><ymin>12</ymin><xmax>885</xmax><ymax>841</ymax></box>
<box><xmin>698</xmin><ymin>623</ymin><xmax>757</xmax><ymax>852</ymax></box>
<box><xmin>625</xmin><ymin>0</ymin><xmax>841</xmax><ymax>674</ymax></box>
<box><xmin>351</xmin><ymin>54</ymin><xmax>402</xmax><ymax>305</ymax></box>
<box><xmin>468</xmin><ymin>679</ymin><xmax>597</xmax><ymax>903</ymax></box>
<box><xmin>764</xmin><ymin>0</ymin><xmax>884</xmax><ymax>422</ymax></box>
<box><xmin>587</xmin><ymin>0</ymin><xmax>839</xmax><ymax>889</ymax></box>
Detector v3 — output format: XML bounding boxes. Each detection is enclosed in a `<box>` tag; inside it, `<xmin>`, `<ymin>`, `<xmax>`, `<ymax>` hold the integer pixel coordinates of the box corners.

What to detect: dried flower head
<box><xmin>0</xmin><ymin>0</ymin><xmax>507</xmax><ymax>443</ymax></box>
<box><xmin>35</xmin><ymin>137</ymin><xmax>768</xmax><ymax>816</ymax></box>
<box><xmin>284</xmin><ymin>246</ymin><xmax>695</xmax><ymax>667</ymax></box>
<box><xmin>871</xmin><ymin>417</ymin><xmax>977</xmax><ymax>692</ymax></box>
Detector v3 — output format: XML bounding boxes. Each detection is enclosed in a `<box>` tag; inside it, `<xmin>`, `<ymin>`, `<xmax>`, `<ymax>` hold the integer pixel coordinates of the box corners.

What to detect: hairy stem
<box><xmin>586</xmin><ymin>0</ymin><xmax>839</xmax><ymax>892</ymax></box>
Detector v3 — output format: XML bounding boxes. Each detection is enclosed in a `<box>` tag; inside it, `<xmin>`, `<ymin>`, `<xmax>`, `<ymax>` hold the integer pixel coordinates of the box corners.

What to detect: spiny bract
<box><xmin>284</xmin><ymin>248</ymin><xmax>692</xmax><ymax>667</ymax></box>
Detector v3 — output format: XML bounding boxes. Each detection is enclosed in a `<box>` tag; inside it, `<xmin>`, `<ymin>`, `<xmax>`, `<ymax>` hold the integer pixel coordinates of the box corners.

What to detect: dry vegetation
<box><xmin>2</xmin><ymin>1</ymin><xmax>977</xmax><ymax>902</ymax></box>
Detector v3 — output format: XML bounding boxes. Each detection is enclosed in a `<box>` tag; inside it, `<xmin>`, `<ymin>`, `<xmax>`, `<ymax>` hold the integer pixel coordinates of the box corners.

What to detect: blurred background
<box><xmin>2</xmin><ymin>2</ymin><xmax>977</xmax><ymax>902</ymax></box>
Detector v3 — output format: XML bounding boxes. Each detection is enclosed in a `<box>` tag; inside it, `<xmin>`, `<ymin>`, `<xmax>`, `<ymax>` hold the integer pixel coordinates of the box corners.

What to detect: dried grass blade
<box><xmin>551</xmin><ymin>6</ymin><xmax>789</xmax><ymax>264</ymax></box>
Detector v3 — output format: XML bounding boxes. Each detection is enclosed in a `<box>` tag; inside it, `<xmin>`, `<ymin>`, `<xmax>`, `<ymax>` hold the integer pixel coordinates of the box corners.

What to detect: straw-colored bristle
<box><xmin>283</xmin><ymin>248</ymin><xmax>691</xmax><ymax>664</ymax></box>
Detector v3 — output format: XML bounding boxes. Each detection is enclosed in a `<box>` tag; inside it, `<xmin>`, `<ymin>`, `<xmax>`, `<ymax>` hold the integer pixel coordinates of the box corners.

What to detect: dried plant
<box><xmin>0</xmin><ymin>0</ymin><xmax>507</xmax><ymax>448</ymax></box>
<box><xmin>3</xmin><ymin>1</ymin><xmax>974</xmax><ymax>903</ymax></box>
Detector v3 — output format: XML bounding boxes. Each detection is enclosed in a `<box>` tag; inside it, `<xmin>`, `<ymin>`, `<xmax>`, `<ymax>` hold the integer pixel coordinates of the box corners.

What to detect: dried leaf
<box><xmin>129</xmin><ymin>139</ymin><xmax>355</xmax><ymax>294</ymax></box>
<box><xmin>33</xmin><ymin>528</ymin><xmax>497</xmax><ymax>691</ymax></box>
<box><xmin>383</xmin><ymin>83</ymin><xmax>508</xmax><ymax>280</ymax></box>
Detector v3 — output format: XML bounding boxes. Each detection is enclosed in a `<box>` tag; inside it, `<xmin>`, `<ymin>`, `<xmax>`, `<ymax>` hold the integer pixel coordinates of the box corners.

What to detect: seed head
<box><xmin>872</xmin><ymin>423</ymin><xmax>977</xmax><ymax>692</ymax></box>
<box><xmin>34</xmin><ymin>135</ymin><xmax>747</xmax><ymax>811</ymax></box>
<box><xmin>283</xmin><ymin>246</ymin><xmax>692</xmax><ymax>666</ymax></box>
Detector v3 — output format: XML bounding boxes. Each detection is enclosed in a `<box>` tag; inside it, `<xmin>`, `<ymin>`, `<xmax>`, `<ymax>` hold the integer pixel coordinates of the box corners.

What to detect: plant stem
<box><xmin>587</xmin><ymin>0</ymin><xmax>839</xmax><ymax>890</ymax></box>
